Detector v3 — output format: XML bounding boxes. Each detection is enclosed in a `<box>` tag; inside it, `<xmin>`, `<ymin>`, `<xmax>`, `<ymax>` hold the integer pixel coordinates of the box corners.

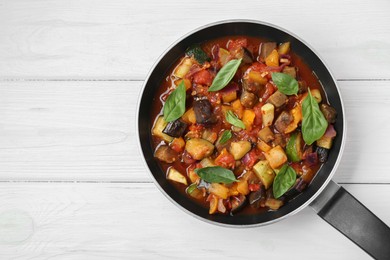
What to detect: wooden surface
<box><xmin>1</xmin><ymin>0</ymin><xmax>389</xmax><ymax>259</ymax></box>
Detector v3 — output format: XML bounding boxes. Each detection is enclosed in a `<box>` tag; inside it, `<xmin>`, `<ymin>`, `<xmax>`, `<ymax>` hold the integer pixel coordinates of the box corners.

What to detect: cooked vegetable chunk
<box><xmin>264</xmin><ymin>145</ymin><xmax>288</xmax><ymax>169</ymax></box>
<box><xmin>320</xmin><ymin>104</ymin><xmax>337</xmax><ymax>124</ymax></box>
<box><xmin>274</xmin><ymin>111</ymin><xmax>293</xmax><ymax>133</ymax></box>
<box><xmin>152</xmin><ymin>116</ymin><xmax>174</xmax><ymax>142</ymax></box>
<box><xmin>253</xmin><ymin>160</ymin><xmax>275</xmax><ymax>189</ymax></box>
<box><xmin>229</xmin><ymin>141</ymin><xmax>252</xmax><ymax>160</ymax></box>
<box><xmin>261</xmin><ymin>103</ymin><xmax>275</xmax><ymax>127</ymax></box>
<box><xmin>193</xmin><ymin>98</ymin><xmax>215</xmax><ymax>125</ymax></box>
<box><xmin>174</xmin><ymin>57</ymin><xmax>193</xmax><ymax>78</ymax></box>
<box><xmin>258</xmin><ymin>126</ymin><xmax>275</xmax><ymax>143</ymax></box>
<box><xmin>154</xmin><ymin>145</ymin><xmax>177</xmax><ymax>163</ymax></box>
<box><xmin>167</xmin><ymin>167</ymin><xmax>188</xmax><ymax>185</ymax></box>
<box><xmin>185</xmin><ymin>138</ymin><xmax>215</xmax><ymax>160</ymax></box>
<box><xmin>260</xmin><ymin>42</ymin><xmax>277</xmax><ymax>61</ymax></box>
<box><xmin>282</xmin><ymin>66</ymin><xmax>297</xmax><ymax>79</ymax></box>
<box><xmin>240</xmin><ymin>91</ymin><xmax>257</xmax><ymax>108</ymax></box>
<box><xmin>163</xmin><ymin>119</ymin><xmax>188</xmax><ymax>137</ymax></box>
<box><xmin>209</xmin><ymin>183</ymin><xmax>229</xmax><ymax>199</ymax></box>
<box><xmin>267</xmin><ymin>91</ymin><xmax>287</xmax><ymax>108</ymax></box>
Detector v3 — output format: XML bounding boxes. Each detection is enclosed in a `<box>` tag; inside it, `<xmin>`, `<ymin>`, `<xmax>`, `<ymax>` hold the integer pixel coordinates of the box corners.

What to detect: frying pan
<box><xmin>137</xmin><ymin>20</ymin><xmax>390</xmax><ymax>259</ymax></box>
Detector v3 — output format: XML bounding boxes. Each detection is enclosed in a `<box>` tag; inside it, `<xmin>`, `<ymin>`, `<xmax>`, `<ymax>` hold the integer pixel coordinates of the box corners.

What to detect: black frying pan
<box><xmin>137</xmin><ymin>20</ymin><xmax>390</xmax><ymax>259</ymax></box>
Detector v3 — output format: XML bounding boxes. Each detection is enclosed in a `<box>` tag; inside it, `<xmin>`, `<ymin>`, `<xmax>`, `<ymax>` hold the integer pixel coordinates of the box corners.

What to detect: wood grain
<box><xmin>0</xmin><ymin>182</ymin><xmax>384</xmax><ymax>259</ymax></box>
<box><xmin>1</xmin><ymin>80</ymin><xmax>389</xmax><ymax>183</ymax></box>
<box><xmin>0</xmin><ymin>0</ymin><xmax>390</xmax><ymax>80</ymax></box>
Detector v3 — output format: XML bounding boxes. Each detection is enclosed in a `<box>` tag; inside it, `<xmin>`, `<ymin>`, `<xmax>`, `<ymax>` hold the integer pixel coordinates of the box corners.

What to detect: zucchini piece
<box><xmin>186</xmin><ymin>44</ymin><xmax>210</xmax><ymax>64</ymax></box>
<box><xmin>261</xmin><ymin>103</ymin><xmax>275</xmax><ymax>127</ymax></box>
<box><xmin>253</xmin><ymin>160</ymin><xmax>275</xmax><ymax>189</ymax></box>
<box><xmin>152</xmin><ymin>116</ymin><xmax>174</xmax><ymax>142</ymax></box>
<box><xmin>167</xmin><ymin>167</ymin><xmax>188</xmax><ymax>185</ymax></box>
<box><xmin>209</xmin><ymin>183</ymin><xmax>229</xmax><ymax>199</ymax></box>
<box><xmin>174</xmin><ymin>57</ymin><xmax>193</xmax><ymax>78</ymax></box>
<box><xmin>229</xmin><ymin>140</ymin><xmax>251</xmax><ymax>160</ymax></box>
<box><xmin>185</xmin><ymin>138</ymin><xmax>214</xmax><ymax>160</ymax></box>
<box><xmin>286</xmin><ymin>132</ymin><xmax>303</xmax><ymax>162</ymax></box>
<box><xmin>200</xmin><ymin>157</ymin><xmax>216</xmax><ymax>168</ymax></box>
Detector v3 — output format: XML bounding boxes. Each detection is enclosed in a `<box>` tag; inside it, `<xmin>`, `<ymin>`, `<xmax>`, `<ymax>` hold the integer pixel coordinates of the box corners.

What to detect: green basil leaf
<box><xmin>273</xmin><ymin>164</ymin><xmax>297</xmax><ymax>199</ymax></box>
<box><xmin>208</xmin><ymin>59</ymin><xmax>242</xmax><ymax>92</ymax></box>
<box><xmin>194</xmin><ymin>166</ymin><xmax>237</xmax><ymax>184</ymax></box>
<box><xmin>219</xmin><ymin>130</ymin><xmax>232</xmax><ymax>144</ymax></box>
<box><xmin>186</xmin><ymin>44</ymin><xmax>210</xmax><ymax>65</ymax></box>
<box><xmin>302</xmin><ymin>89</ymin><xmax>328</xmax><ymax>145</ymax></box>
<box><xmin>225</xmin><ymin>110</ymin><xmax>246</xmax><ymax>129</ymax></box>
<box><xmin>163</xmin><ymin>81</ymin><xmax>186</xmax><ymax>122</ymax></box>
<box><xmin>271</xmin><ymin>72</ymin><xmax>299</xmax><ymax>95</ymax></box>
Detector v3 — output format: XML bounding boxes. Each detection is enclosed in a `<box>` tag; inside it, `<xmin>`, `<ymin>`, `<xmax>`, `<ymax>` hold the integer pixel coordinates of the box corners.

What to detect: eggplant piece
<box><xmin>320</xmin><ymin>104</ymin><xmax>337</xmax><ymax>124</ymax></box>
<box><xmin>273</xmin><ymin>133</ymin><xmax>287</xmax><ymax>148</ymax></box>
<box><xmin>193</xmin><ymin>98</ymin><xmax>216</xmax><ymax>125</ymax></box>
<box><xmin>230</xmin><ymin>195</ymin><xmax>247</xmax><ymax>214</ymax></box>
<box><xmin>267</xmin><ymin>91</ymin><xmax>287</xmax><ymax>108</ymax></box>
<box><xmin>274</xmin><ymin>111</ymin><xmax>293</xmax><ymax>133</ymax></box>
<box><xmin>284</xmin><ymin>178</ymin><xmax>307</xmax><ymax>197</ymax></box>
<box><xmin>249</xmin><ymin>185</ymin><xmax>266</xmax><ymax>208</ymax></box>
<box><xmin>298</xmin><ymin>80</ymin><xmax>308</xmax><ymax>94</ymax></box>
<box><xmin>154</xmin><ymin>145</ymin><xmax>177</xmax><ymax>163</ymax></box>
<box><xmin>282</xmin><ymin>66</ymin><xmax>297</xmax><ymax>79</ymax></box>
<box><xmin>242</xmin><ymin>47</ymin><xmax>254</xmax><ymax>64</ymax></box>
<box><xmin>242</xmin><ymin>78</ymin><xmax>262</xmax><ymax>93</ymax></box>
<box><xmin>162</xmin><ymin>119</ymin><xmax>188</xmax><ymax>137</ymax></box>
<box><xmin>240</xmin><ymin>91</ymin><xmax>258</xmax><ymax>108</ymax></box>
<box><xmin>259</xmin><ymin>42</ymin><xmax>277</xmax><ymax>61</ymax></box>
<box><xmin>316</xmin><ymin>146</ymin><xmax>329</xmax><ymax>163</ymax></box>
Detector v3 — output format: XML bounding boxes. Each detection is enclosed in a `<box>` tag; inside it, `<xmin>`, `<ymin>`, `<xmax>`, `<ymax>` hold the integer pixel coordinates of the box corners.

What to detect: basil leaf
<box><xmin>186</xmin><ymin>44</ymin><xmax>210</xmax><ymax>65</ymax></box>
<box><xmin>208</xmin><ymin>59</ymin><xmax>242</xmax><ymax>92</ymax></box>
<box><xmin>225</xmin><ymin>110</ymin><xmax>246</xmax><ymax>129</ymax></box>
<box><xmin>273</xmin><ymin>164</ymin><xmax>297</xmax><ymax>199</ymax></box>
<box><xmin>302</xmin><ymin>89</ymin><xmax>328</xmax><ymax>145</ymax></box>
<box><xmin>271</xmin><ymin>72</ymin><xmax>299</xmax><ymax>95</ymax></box>
<box><xmin>195</xmin><ymin>166</ymin><xmax>237</xmax><ymax>184</ymax></box>
<box><xmin>219</xmin><ymin>130</ymin><xmax>232</xmax><ymax>144</ymax></box>
<box><xmin>163</xmin><ymin>81</ymin><xmax>186</xmax><ymax>122</ymax></box>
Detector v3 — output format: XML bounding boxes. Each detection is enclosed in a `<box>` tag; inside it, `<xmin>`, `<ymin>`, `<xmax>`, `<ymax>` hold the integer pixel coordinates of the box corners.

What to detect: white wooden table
<box><xmin>1</xmin><ymin>1</ymin><xmax>389</xmax><ymax>259</ymax></box>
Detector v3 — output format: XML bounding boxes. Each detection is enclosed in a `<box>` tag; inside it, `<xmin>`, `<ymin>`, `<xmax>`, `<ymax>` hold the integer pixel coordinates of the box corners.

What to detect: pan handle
<box><xmin>310</xmin><ymin>180</ymin><xmax>390</xmax><ymax>260</ymax></box>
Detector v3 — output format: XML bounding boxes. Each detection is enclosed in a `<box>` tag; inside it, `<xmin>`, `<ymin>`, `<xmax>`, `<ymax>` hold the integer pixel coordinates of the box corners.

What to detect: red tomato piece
<box><xmin>215</xmin><ymin>149</ymin><xmax>235</xmax><ymax>169</ymax></box>
<box><xmin>249</xmin><ymin>183</ymin><xmax>260</xmax><ymax>192</ymax></box>
<box><xmin>227</xmin><ymin>38</ymin><xmax>248</xmax><ymax>51</ymax></box>
<box><xmin>193</xmin><ymin>70</ymin><xmax>213</xmax><ymax>86</ymax></box>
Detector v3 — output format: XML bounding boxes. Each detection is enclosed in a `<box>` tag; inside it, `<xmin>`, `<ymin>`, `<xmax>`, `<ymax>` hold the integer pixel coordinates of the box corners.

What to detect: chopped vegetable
<box><xmin>152</xmin><ymin>116</ymin><xmax>174</xmax><ymax>142</ymax></box>
<box><xmin>320</xmin><ymin>104</ymin><xmax>337</xmax><ymax>124</ymax></box>
<box><xmin>242</xmin><ymin>109</ymin><xmax>255</xmax><ymax>130</ymax></box>
<box><xmin>278</xmin><ymin>42</ymin><xmax>291</xmax><ymax>55</ymax></box>
<box><xmin>258</xmin><ymin>126</ymin><xmax>274</xmax><ymax>143</ymax></box>
<box><xmin>265</xmin><ymin>49</ymin><xmax>279</xmax><ymax>67</ymax></box>
<box><xmin>282</xmin><ymin>66</ymin><xmax>296</xmax><ymax>79</ymax></box>
<box><xmin>257</xmin><ymin>140</ymin><xmax>272</xmax><ymax>152</ymax></box>
<box><xmin>240</xmin><ymin>90</ymin><xmax>258</xmax><ymax>108</ymax></box>
<box><xmin>185</xmin><ymin>138</ymin><xmax>214</xmax><ymax>160</ymax></box>
<box><xmin>167</xmin><ymin>167</ymin><xmax>188</xmax><ymax>185</ymax></box>
<box><xmin>264</xmin><ymin>145</ymin><xmax>288</xmax><ymax>169</ymax></box>
<box><xmin>193</xmin><ymin>98</ymin><xmax>215</xmax><ymax>125</ymax></box>
<box><xmin>181</xmin><ymin>108</ymin><xmax>196</xmax><ymax>124</ymax></box>
<box><xmin>209</xmin><ymin>183</ymin><xmax>230</xmax><ymax>199</ymax></box>
<box><xmin>229</xmin><ymin>140</ymin><xmax>252</xmax><ymax>160</ymax></box>
<box><xmin>261</xmin><ymin>103</ymin><xmax>275</xmax><ymax>127</ymax></box>
<box><xmin>286</xmin><ymin>132</ymin><xmax>303</xmax><ymax>162</ymax></box>
<box><xmin>173</xmin><ymin>57</ymin><xmax>193</xmax><ymax>78</ymax></box>
<box><xmin>267</xmin><ymin>91</ymin><xmax>287</xmax><ymax>108</ymax></box>
<box><xmin>163</xmin><ymin>119</ymin><xmax>187</xmax><ymax>137</ymax></box>
<box><xmin>284</xmin><ymin>105</ymin><xmax>302</xmax><ymax>134</ymax></box>
<box><xmin>253</xmin><ymin>160</ymin><xmax>275</xmax><ymax>189</ymax></box>
<box><xmin>274</xmin><ymin>111</ymin><xmax>293</xmax><ymax>133</ymax></box>
<box><xmin>260</xmin><ymin>42</ymin><xmax>277</xmax><ymax>61</ymax></box>
<box><xmin>185</xmin><ymin>44</ymin><xmax>210</xmax><ymax>64</ymax></box>
<box><xmin>154</xmin><ymin>145</ymin><xmax>177</xmax><ymax>163</ymax></box>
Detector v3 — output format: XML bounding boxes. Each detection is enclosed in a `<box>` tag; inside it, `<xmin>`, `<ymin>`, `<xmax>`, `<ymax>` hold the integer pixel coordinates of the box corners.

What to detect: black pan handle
<box><xmin>310</xmin><ymin>180</ymin><xmax>390</xmax><ymax>259</ymax></box>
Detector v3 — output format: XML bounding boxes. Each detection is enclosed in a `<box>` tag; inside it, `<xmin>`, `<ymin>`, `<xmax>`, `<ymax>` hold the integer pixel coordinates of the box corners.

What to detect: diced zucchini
<box><xmin>278</xmin><ymin>42</ymin><xmax>290</xmax><ymax>55</ymax></box>
<box><xmin>286</xmin><ymin>132</ymin><xmax>303</xmax><ymax>162</ymax></box>
<box><xmin>185</xmin><ymin>138</ymin><xmax>214</xmax><ymax>160</ymax></box>
<box><xmin>209</xmin><ymin>183</ymin><xmax>229</xmax><ymax>199</ymax></box>
<box><xmin>174</xmin><ymin>57</ymin><xmax>193</xmax><ymax>78</ymax></box>
<box><xmin>253</xmin><ymin>160</ymin><xmax>275</xmax><ymax>189</ymax></box>
<box><xmin>200</xmin><ymin>157</ymin><xmax>216</xmax><ymax>167</ymax></box>
<box><xmin>185</xmin><ymin>44</ymin><xmax>210</xmax><ymax>64</ymax></box>
<box><xmin>219</xmin><ymin>48</ymin><xmax>230</xmax><ymax>66</ymax></box>
<box><xmin>167</xmin><ymin>167</ymin><xmax>188</xmax><ymax>185</ymax></box>
<box><xmin>261</xmin><ymin>103</ymin><xmax>275</xmax><ymax>127</ymax></box>
<box><xmin>202</xmin><ymin>129</ymin><xmax>218</xmax><ymax>144</ymax></box>
<box><xmin>181</xmin><ymin>108</ymin><xmax>196</xmax><ymax>124</ymax></box>
<box><xmin>229</xmin><ymin>140</ymin><xmax>252</xmax><ymax>160</ymax></box>
<box><xmin>186</xmin><ymin>183</ymin><xmax>203</xmax><ymax>199</ymax></box>
<box><xmin>242</xmin><ymin>109</ymin><xmax>255</xmax><ymax>130</ymax></box>
<box><xmin>152</xmin><ymin>116</ymin><xmax>174</xmax><ymax>142</ymax></box>
<box><xmin>258</xmin><ymin>126</ymin><xmax>274</xmax><ymax>142</ymax></box>
<box><xmin>316</xmin><ymin>135</ymin><xmax>333</xmax><ymax>149</ymax></box>
<box><xmin>264</xmin><ymin>145</ymin><xmax>288</xmax><ymax>169</ymax></box>
<box><xmin>265</xmin><ymin>49</ymin><xmax>279</xmax><ymax>67</ymax></box>
<box><xmin>187</xmin><ymin>168</ymin><xmax>200</xmax><ymax>183</ymax></box>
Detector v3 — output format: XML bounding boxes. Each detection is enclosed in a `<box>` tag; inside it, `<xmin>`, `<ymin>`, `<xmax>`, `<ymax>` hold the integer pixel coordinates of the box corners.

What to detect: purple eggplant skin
<box><xmin>193</xmin><ymin>98</ymin><xmax>216</xmax><ymax>125</ymax></box>
<box><xmin>284</xmin><ymin>178</ymin><xmax>307</xmax><ymax>197</ymax></box>
<box><xmin>230</xmin><ymin>195</ymin><xmax>247</xmax><ymax>214</ymax></box>
<box><xmin>249</xmin><ymin>185</ymin><xmax>266</xmax><ymax>208</ymax></box>
<box><xmin>316</xmin><ymin>146</ymin><xmax>329</xmax><ymax>163</ymax></box>
<box><xmin>163</xmin><ymin>119</ymin><xmax>188</xmax><ymax>137</ymax></box>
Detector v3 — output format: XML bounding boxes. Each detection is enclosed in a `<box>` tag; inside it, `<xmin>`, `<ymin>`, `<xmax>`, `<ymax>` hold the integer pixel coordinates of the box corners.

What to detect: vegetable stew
<box><xmin>151</xmin><ymin>36</ymin><xmax>337</xmax><ymax>215</ymax></box>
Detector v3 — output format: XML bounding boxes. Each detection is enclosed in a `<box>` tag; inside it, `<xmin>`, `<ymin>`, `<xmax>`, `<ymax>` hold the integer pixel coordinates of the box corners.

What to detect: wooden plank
<box><xmin>0</xmin><ymin>182</ymin><xmax>384</xmax><ymax>259</ymax></box>
<box><xmin>0</xmin><ymin>80</ymin><xmax>389</xmax><ymax>182</ymax></box>
<box><xmin>0</xmin><ymin>0</ymin><xmax>389</xmax><ymax>80</ymax></box>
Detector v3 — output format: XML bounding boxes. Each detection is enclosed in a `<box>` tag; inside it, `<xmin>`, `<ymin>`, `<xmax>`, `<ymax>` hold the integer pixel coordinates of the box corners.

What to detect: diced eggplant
<box><xmin>242</xmin><ymin>78</ymin><xmax>262</xmax><ymax>93</ymax></box>
<box><xmin>249</xmin><ymin>185</ymin><xmax>266</xmax><ymax>208</ymax></box>
<box><xmin>230</xmin><ymin>195</ymin><xmax>247</xmax><ymax>214</ymax></box>
<box><xmin>316</xmin><ymin>146</ymin><xmax>329</xmax><ymax>163</ymax></box>
<box><xmin>282</xmin><ymin>66</ymin><xmax>297</xmax><ymax>79</ymax></box>
<box><xmin>267</xmin><ymin>91</ymin><xmax>287</xmax><ymax>108</ymax></box>
<box><xmin>274</xmin><ymin>111</ymin><xmax>293</xmax><ymax>133</ymax></box>
<box><xmin>242</xmin><ymin>47</ymin><xmax>254</xmax><ymax>64</ymax></box>
<box><xmin>193</xmin><ymin>98</ymin><xmax>215</xmax><ymax>125</ymax></box>
<box><xmin>320</xmin><ymin>104</ymin><xmax>337</xmax><ymax>124</ymax></box>
<box><xmin>154</xmin><ymin>145</ymin><xmax>177</xmax><ymax>163</ymax></box>
<box><xmin>260</xmin><ymin>42</ymin><xmax>277</xmax><ymax>61</ymax></box>
<box><xmin>258</xmin><ymin>126</ymin><xmax>274</xmax><ymax>143</ymax></box>
<box><xmin>298</xmin><ymin>80</ymin><xmax>308</xmax><ymax>94</ymax></box>
<box><xmin>162</xmin><ymin>119</ymin><xmax>188</xmax><ymax>137</ymax></box>
<box><xmin>240</xmin><ymin>91</ymin><xmax>258</xmax><ymax>108</ymax></box>
<box><xmin>273</xmin><ymin>133</ymin><xmax>287</xmax><ymax>148</ymax></box>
